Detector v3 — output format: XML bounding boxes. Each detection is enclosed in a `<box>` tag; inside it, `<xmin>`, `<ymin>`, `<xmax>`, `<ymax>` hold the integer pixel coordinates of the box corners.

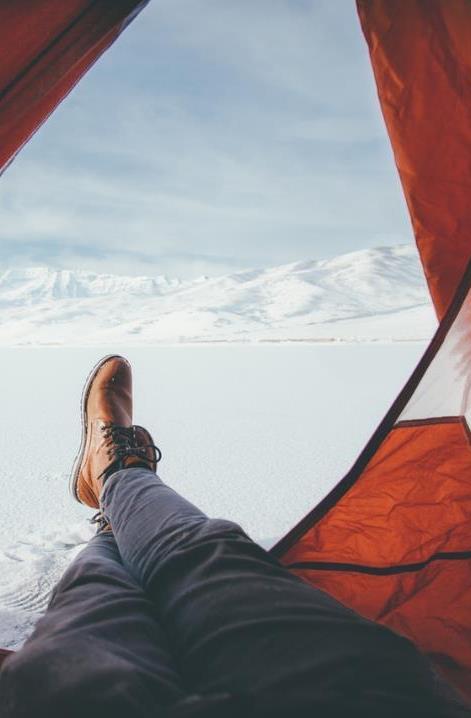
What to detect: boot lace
<box><xmin>98</xmin><ymin>423</ymin><xmax>162</xmax><ymax>481</ymax></box>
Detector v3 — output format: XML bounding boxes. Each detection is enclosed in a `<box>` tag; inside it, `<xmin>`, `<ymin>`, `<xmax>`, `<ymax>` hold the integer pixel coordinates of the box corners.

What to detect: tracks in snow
<box><xmin>0</xmin><ymin>524</ymin><xmax>92</xmax><ymax>648</ymax></box>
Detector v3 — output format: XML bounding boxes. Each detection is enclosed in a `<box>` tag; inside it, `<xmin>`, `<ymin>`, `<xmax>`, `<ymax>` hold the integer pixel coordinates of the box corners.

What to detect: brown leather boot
<box><xmin>70</xmin><ymin>355</ymin><xmax>161</xmax><ymax>509</ymax></box>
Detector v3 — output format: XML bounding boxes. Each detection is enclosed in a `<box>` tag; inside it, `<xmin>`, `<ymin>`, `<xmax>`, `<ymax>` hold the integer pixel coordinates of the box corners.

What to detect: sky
<box><xmin>0</xmin><ymin>0</ymin><xmax>415</xmax><ymax>279</ymax></box>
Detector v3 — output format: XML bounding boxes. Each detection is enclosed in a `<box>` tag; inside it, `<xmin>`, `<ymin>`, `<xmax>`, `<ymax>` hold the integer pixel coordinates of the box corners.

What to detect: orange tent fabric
<box><xmin>356</xmin><ymin>0</ymin><xmax>471</xmax><ymax>320</ymax></box>
<box><xmin>0</xmin><ymin>0</ymin><xmax>149</xmax><ymax>175</ymax></box>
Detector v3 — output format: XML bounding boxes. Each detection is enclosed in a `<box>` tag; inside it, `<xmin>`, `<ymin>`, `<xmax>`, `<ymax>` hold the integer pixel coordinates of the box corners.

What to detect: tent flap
<box><xmin>356</xmin><ymin>0</ymin><xmax>471</xmax><ymax>319</ymax></box>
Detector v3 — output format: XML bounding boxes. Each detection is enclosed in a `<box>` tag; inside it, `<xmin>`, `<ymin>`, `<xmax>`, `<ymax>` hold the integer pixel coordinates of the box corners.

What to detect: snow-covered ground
<box><xmin>0</xmin><ymin>245</ymin><xmax>436</xmax><ymax>345</ymax></box>
<box><xmin>0</xmin><ymin>342</ymin><xmax>428</xmax><ymax>650</ymax></box>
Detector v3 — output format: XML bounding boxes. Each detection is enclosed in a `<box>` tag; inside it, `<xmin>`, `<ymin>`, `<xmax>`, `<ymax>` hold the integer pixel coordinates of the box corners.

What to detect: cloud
<box><xmin>0</xmin><ymin>0</ymin><xmax>413</xmax><ymax>277</ymax></box>
<box><xmin>0</xmin><ymin>237</ymin><xmax>244</xmax><ymax>279</ymax></box>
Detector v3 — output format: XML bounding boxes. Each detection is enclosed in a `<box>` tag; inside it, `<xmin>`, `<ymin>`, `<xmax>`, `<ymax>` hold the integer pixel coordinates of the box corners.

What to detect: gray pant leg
<box><xmin>102</xmin><ymin>468</ymin><xmax>463</xmax><ymax>717</ymax></box>
<box><xmin>0</xmin><ymin>532</ymin><xmax>186</xmax><ymax>718</ymax></box>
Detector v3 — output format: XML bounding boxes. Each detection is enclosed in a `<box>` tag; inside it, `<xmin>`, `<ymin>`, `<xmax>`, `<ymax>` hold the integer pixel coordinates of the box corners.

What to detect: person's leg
<box><xmin>0</xmin><ymin>531</ymin><xmax>186</xmax><ymax>718</ymax></box>
<box><xmin>102</xmin><ymin>468</ymin><xmax>462</xmax><ymax>717</ymax></box>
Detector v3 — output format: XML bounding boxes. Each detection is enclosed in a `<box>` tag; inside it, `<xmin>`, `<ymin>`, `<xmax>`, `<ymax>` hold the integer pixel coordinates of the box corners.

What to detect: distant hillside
<box><xmin>0</xmin><ymin>245</ymin><xmax>436</xmax><ymax>345</ymax></box>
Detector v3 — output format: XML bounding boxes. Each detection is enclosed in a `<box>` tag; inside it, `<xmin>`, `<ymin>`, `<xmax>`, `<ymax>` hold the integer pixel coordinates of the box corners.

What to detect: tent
<box><xmin>0</xmin><ymin>0</ymin><xmax>470</xmax><ymax>705</ymax></box>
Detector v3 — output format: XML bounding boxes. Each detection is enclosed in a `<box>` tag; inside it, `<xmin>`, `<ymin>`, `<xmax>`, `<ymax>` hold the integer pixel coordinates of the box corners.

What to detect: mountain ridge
<box><xmin>0</xmin><ymin>245</ymin><xmax>436</xmax><ymax>345</ymax></box>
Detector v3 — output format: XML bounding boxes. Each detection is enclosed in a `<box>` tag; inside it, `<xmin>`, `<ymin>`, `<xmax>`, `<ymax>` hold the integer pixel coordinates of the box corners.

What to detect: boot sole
<box><xmin>69</xmin><ymin>354</ymin><xmax>131</xmax><ymax>503</ymax></box>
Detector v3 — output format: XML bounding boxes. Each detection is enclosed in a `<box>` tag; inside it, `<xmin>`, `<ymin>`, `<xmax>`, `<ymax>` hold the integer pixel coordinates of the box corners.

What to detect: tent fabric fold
<box><xmin>0</xmin><ymin>0</ymin><xmax>149</xmax><ymax>175</ymax></box>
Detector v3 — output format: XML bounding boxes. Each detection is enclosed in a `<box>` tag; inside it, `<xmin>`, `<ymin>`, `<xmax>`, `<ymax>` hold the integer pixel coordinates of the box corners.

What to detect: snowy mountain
<box><xmin>0</xmin><ymin>245</ymin><xmax>436</xmax><ymax>345</ymax></box>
